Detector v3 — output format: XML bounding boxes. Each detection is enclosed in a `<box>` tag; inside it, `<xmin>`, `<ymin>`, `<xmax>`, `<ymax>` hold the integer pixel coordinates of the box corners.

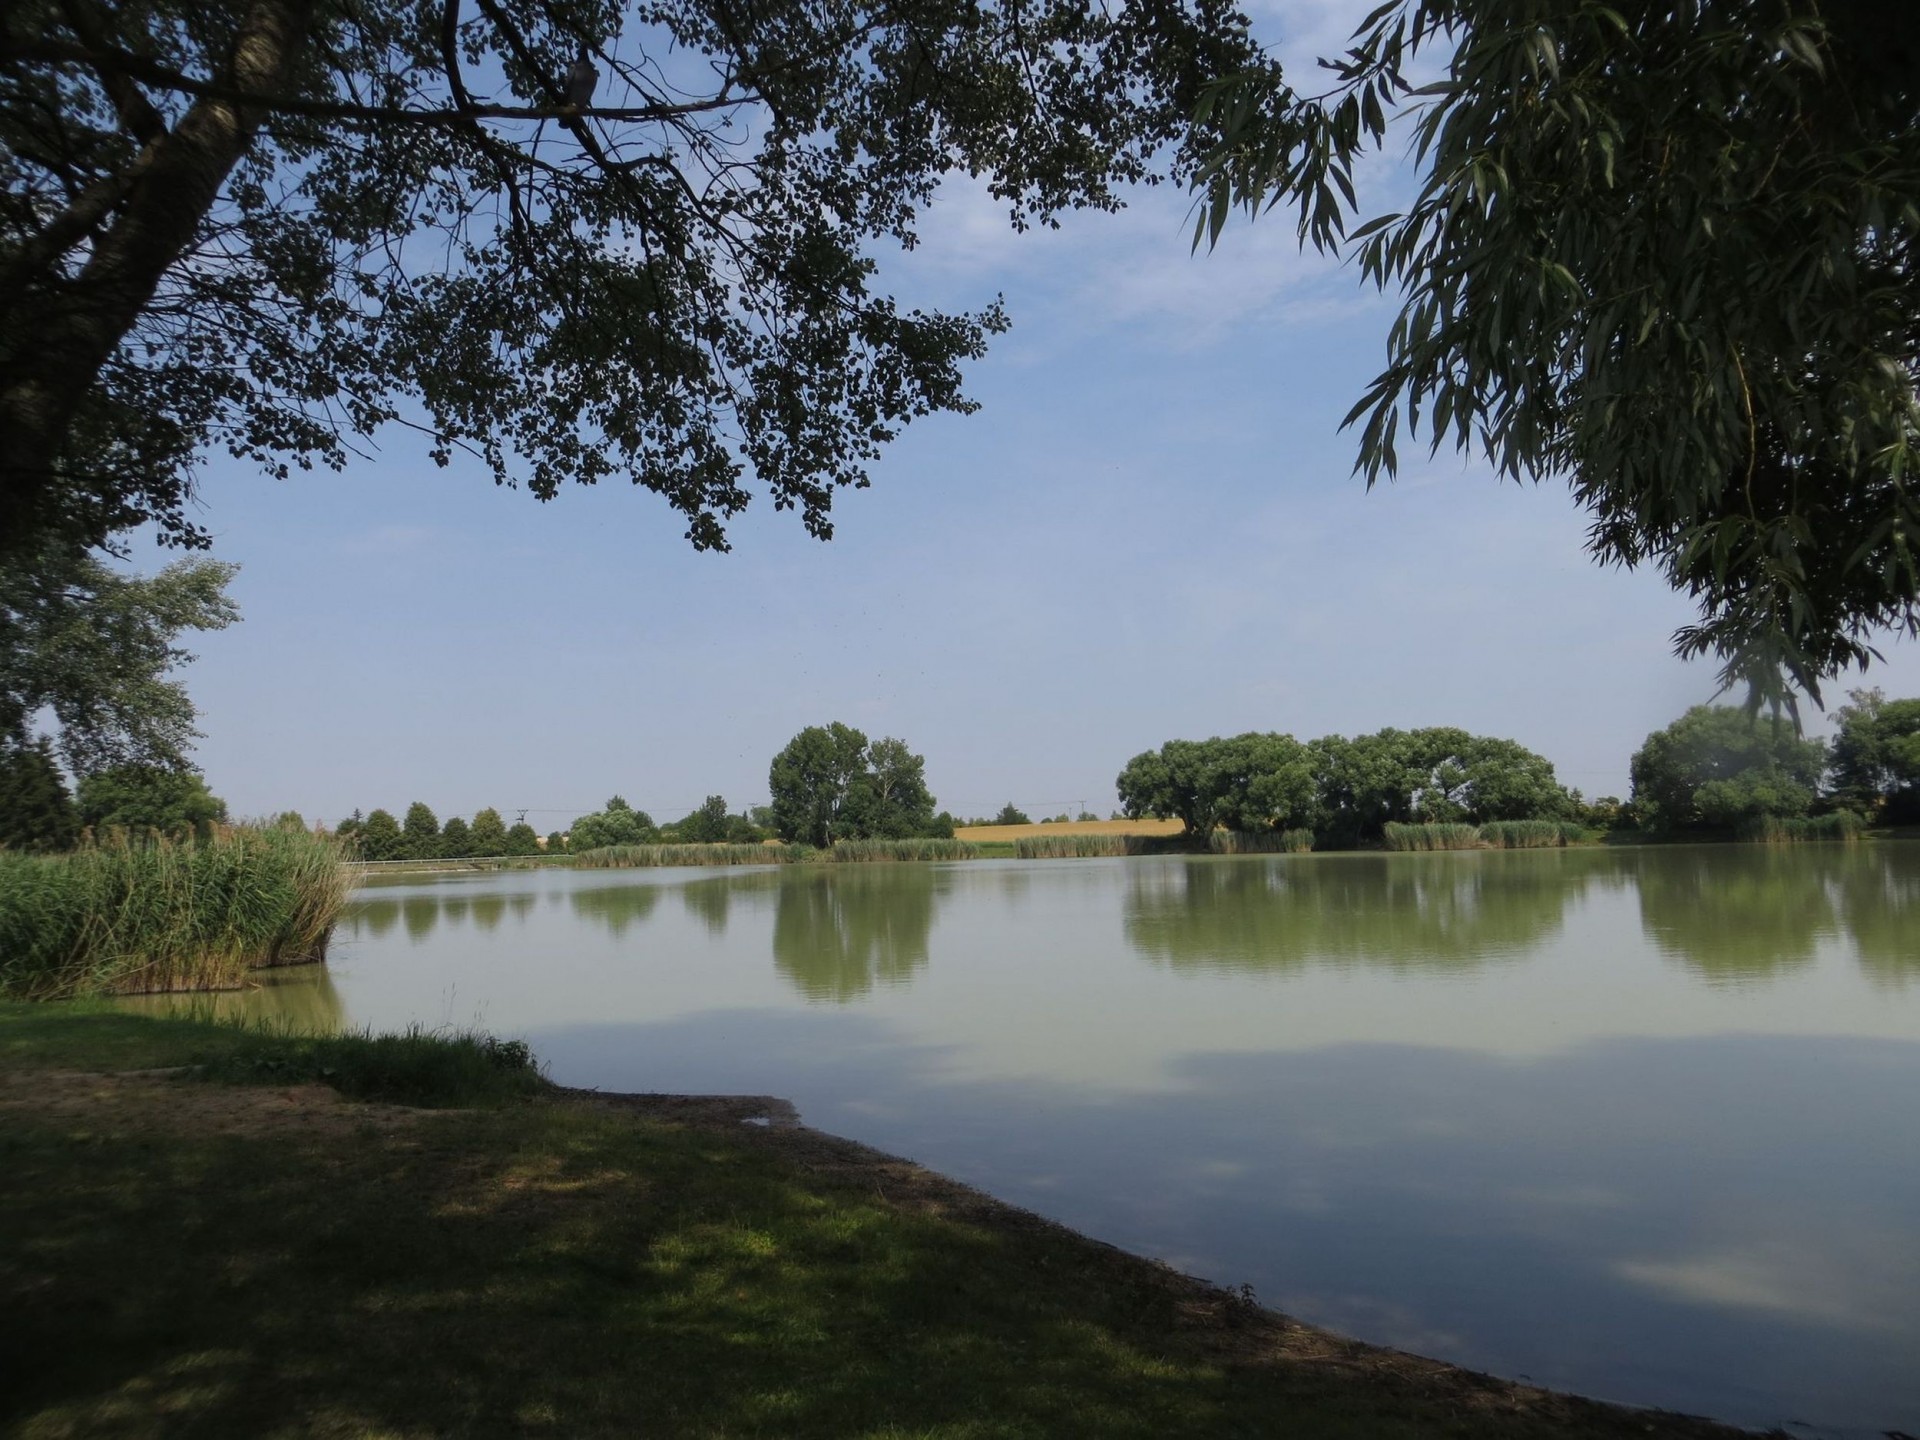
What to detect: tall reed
<box><xmin>1477</xmin><ymin>820</ymin><xmax>1587</xmax><ymax>849</ymax></box>
<box><xmin>1208</xmin><ymin>829</ymin><xmax>1314</xmax><ymax>855</ymax></box>
<box><xmin>1381</xmin><ymin>822</ymin><xmax>1483</xmax><ymax>852</ymax></box>
<box><xmin>829</xmin><ymin>837</ymin><xmax>982</xmax><ymax>862</ymax></box>
<box><xmin>1014</xmin><ymin>833</ymin><xmax>1157</xmax><ymax>858</ymax></box>
<box><xmin>570</xmin><ymin>843</ymin><xmax>798</xmax><ymax>869</ymax></box>
<box><xmin>0</xmin><ymin>828</ymin><xmax>351</xmax><ymax>999</ymax></box>
<box><xmin>1738</xmin><ymin>812</ymin><xmax>1865</xmax><ymax>844</ymax></box>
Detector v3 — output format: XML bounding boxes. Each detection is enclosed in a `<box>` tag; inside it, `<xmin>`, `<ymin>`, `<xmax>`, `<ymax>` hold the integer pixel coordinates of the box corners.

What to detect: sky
<box><xmin>146</xmin><ymin>0</ymin><xmax>1920</xmax><ymax>829</ymax></box>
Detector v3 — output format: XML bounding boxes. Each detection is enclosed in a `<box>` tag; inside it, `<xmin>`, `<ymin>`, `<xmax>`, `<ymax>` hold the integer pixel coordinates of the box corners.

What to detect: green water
<box><xmin>194</xmin><ymin>844</ymin><xmax>1920</xmax><ymax>1435</ymax></box>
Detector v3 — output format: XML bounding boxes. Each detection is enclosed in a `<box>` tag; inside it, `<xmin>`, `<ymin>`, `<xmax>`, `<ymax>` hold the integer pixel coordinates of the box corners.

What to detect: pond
<box><xmin>183</xmin><ymin>845</ymin><xmax>1920</xmax><ymax>1436</ymax></box>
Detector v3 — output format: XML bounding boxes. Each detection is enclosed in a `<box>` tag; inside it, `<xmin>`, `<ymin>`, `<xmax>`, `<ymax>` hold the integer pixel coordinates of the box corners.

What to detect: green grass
<box><xmin>0</xmin><ymin>829</ymin><xmax>350</xmax><ymax>1000</ymax></box>
<box><xmin>572</xmin><ymin>842</ymin><xmax>802</xmax><ymax>868</ymax></box>
<box><xmin>1478</xmin><ymin>821</ymin><xmax>1588</xmax><ymax>849</ymax></box>
<box><xmin>1381</xmin><ymin>822</ymin><xmax>1483</xmax><ymax>852</ymax></box>
<box><xmin>1738</xmin><ymin>812</ymin><xmax>1866</xmax><ymax>844</ymax></box>
<box><xmin>828</xmin><ymin>837</ymin><xmax>983</xmax><ymax>862</ymax></box>
<box><xmin>1209</xmin><ymin>829</ymin><xmax>1315</xmax><ymax>855</ymax></box>
<box><xmin>0</xmin><ymin>1004</ymin><xmax>1752</xmax><ymax>1440</ymax></box>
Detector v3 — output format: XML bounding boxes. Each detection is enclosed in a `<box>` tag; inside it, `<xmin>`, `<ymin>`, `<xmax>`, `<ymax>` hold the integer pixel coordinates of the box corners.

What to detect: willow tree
<box><xmin>1195</xmin><ymin>0</ymin><xmax>1919</xmax><ymax>708</ymax></box>
<box><xmin>1</xmin><ymin>0</ymin><xmax>1268</xmax><ymax>563</ymax></box>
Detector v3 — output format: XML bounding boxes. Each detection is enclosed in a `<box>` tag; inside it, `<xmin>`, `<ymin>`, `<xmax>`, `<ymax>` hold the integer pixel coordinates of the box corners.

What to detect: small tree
<box><xmin>0</xmin><ymin>739</ymin><xmax>79</xmax><ymax>852</ymax></box>
<box><xmin>272</xmin><ymin>811</ymin><xmax>307</xmax><ymax>832</ymax></box>
<box><xmin>440</xmin><ymin>816</ymin><xmax>474</xmax><ymax>858</ymax></box>
<box><xmin>992</xmin><ymin>803</ymin><xmax>1032</xmax><ymax>827</ymax></box>
<box><xmin>505</xmin><ymin>822</ymin><xmax>542</xmax><ymax>856</ymax></box>
<box><xmin>469</xmin><ymin>808</ymin><xmax>510</xmax><ymax>856</ymax></box>
<box><xmin>359</xmin><ymin>809</ymin><xmax>402</xmax><ymax>860</ymax></box>
<box><xmin>569</xmin><ymin>797</ymin><xmax>657</xmax><ymax>851</ymax></box>
<box><xmin>400</xmin><ymin>802</ymin><xmax>441</xmax><ymax>860</ymax></box>
<box><xmin>545</xmin><ymin>831</ymin><xmax>567</xmax><ymax>855</ymax></box>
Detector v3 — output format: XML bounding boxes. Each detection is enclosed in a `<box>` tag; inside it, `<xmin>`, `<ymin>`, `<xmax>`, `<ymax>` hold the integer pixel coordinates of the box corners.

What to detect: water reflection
<box><xmin>1633</xmin><ymin>844</ymin><xmax>1920</xmax><ymax>985</ymax></box>
<box><xmin>1833</xmin><ymin>849</ymin><xmax>1920</xmax><ymax>988</ymax></box>
<box><xmin>568</xmin><ymin>882</ymin><xmax>661</xmax><ymax>936</ymax></box>
<box><xmin>773</xmin><ymin>866</ymin><xmax>949</xmax><ymax>1001</ymax></box>
<box><xmin>678</xmin><ymin>870</ymin><xmax>782</xmax><ymax>936</ymax></box>
<box><xmin>1125</xmin><ymin>852</ymin><xmax>1618</xmax><ymax>974</ymax></box>
<box><xmin>115</xmin><ymin>964</ymin><xmax>347</xmax><ymax>1032</ymax></box>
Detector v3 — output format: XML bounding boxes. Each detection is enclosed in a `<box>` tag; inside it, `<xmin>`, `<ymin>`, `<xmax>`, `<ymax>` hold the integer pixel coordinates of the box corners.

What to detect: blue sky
<box><xmin>152</xmin><ymin>0</ymin><xmax>1920</xmax><ymax>828</ymax></box>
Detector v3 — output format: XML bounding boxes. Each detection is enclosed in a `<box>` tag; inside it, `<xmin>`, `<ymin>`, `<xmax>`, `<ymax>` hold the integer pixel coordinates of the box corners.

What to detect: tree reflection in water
<box><xmin>1125</xmin><ymin>851</ymin><xmax>1619</xmax><ymax>974</ymax></box>
<box><xmin>568</xmin><ymin>883</ymin><xmax>661</xmax><ymax>937</ymax></box>
<box><xmin>773</xmin><ymin>866</ymin><xmax>949</xmax><ymax>1002</ymax></box>
<box><xmin>114</xmin><ymin>965</ymin><xmax>348</xmax><ymax>1032</ymax></box>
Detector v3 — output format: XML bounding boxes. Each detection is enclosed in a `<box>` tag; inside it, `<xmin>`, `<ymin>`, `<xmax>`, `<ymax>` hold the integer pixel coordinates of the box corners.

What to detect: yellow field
<box><xmin>954</xmin><ymin>817</ymin><xmax>1186</xmax><ymax>844</ymax></box>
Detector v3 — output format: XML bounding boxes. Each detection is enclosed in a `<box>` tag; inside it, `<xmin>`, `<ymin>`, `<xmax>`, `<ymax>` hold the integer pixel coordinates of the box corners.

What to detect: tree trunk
<box><xmin>0</xmin><ymin>0</ymin><xmax>314</xmax><ymax>545</ymax></box>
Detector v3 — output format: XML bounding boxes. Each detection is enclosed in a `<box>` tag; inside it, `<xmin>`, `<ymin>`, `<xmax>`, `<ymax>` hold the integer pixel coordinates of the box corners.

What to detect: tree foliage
<box><xmin>1120</xmin><ymin>727</ymin><xmax>1572</xmax><ymax>845</ymax></box>
<box><xmin>357</xmin><ymin>807</ymin><xmax>401</xmax><ymax>859</ymax></box>
<box><xmin>399</xmin><ymin>800</ymin><xmax>441</xmax><ymax>859</ymax></box>
<box><xmin>1</xmin><ymin>0</ymin><xmax>1270</xmax><ymax>564</ymax></box>
<box><xmin>1827</xmin><ymin>687</ymin><xmax>1920</xmax><ymax>820</ymax></box>
<box><xmin>767</xmin><ymin>724</ymin><xmax>941</xmax><ymax>846</ymax></box>
<box><xmin>568</xmin><ymin>795</ymin><xmax>656</xmax><ymax>850</ymax></box>
<box><xmin>468</xmin><ymin>806</ymin><xmax>509</xmax><ymax>855</ymax></box>
<box><xmin>0</xmin><ymin>546</ymin><xmax>237</xmax><ymax>773</ymax></box>
<box><xmin>75</xmin><ymin>763</ymin><xmax>226</xmax><ymax>839</ymax></box>
<box><xmin>0</xmin><ymin>738</ymin><xmax>80</xmax><ymax>851</ymax></box>
<box><xmin>1196</xmin><ymin>0</ymin><xmax>1920</xmax><ymax>706</ymax></box>
<box><xmin>1628</xmin><ymin>704</ymin><xmax>1827</xmax><ymax>831</ymax></box>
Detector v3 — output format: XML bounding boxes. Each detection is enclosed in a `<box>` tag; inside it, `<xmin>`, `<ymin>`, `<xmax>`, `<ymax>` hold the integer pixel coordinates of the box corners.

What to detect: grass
<box><xmin>1382</xmin><ymin>822</ymin><xmax>1484</xmax><ymax>852</ymax></box>
<box><xmin>1738</xmin><ymin>812</ymin><xmax>1866</xmax><ymax>844</ymax></box>
<box><xmin>1014</xmin><ymin>832</ymin><xmax>1156</xmax><ymax>858</ymax></box>
<box><xmin>572</xmin><ymin>842</ymin><xmax>800</xmax><ymax>868</ymax></box>
<box><xmin>1209</xmin><ymin>829</ymin><xmax>1315</xmax><ymax>855</ymax></box>
<box><xmin>0</xmin><ymin>828</ymin><xmax>350</xmax><ymax>1000</ymax></box>
<box><xmin>1478</xmin><ymin>821</ymin><xmax>1588</xmax><ymax>849</ymax></box>
<box><xmin>828</xmin><ymin>837</ymin><xmax>982</xmax><ymax>862</ymax></box>
<box><xmin>0</xmin><ymin>1003</ymin><xmax>1757</xmax><ymax>1440</ymax></box>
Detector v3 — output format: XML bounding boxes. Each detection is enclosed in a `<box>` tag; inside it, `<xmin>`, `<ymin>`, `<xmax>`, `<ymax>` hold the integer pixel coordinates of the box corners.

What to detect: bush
<box><xmin>201</xmin><ymin>1022</ymin><xmax>544</xmax><ymax>1107</ymax></box>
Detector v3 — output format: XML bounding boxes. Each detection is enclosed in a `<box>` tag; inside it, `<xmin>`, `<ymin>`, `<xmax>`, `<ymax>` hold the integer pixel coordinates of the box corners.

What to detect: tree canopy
<box><xmin>1628</xmin><ymin>704</ymin><xmax>1827</xmax><ymax>831</ymax></box>
<box><xmin>1</xmin><ymin>0</ymin><xmax>1270</xmax><ymax>564</ymax></box>
<box><xmin>1118</xmin><ymin>727</ymin><xmax>1573</xmax><ymax>844</ymax></box>
<box><xmin>767</xmin><ymin>724</ymin><xmax>942</xmax><ymax>846</ymax></box>
<box><xmin>1196</xmin><ymin>0</ymin><xmax>1920</xmax><ymax>707</ymax></box>
<box><xmin>568</xmin><ymin>795</ymin><xmax>656</xmax><ymax>850</ymax></box>
<box><xmin>1827</xmin><ymin>687</ymin><xmax>1920</xmax><ymax>821</ymax></box>
<box><xmin>0</xmin><ymin>546</ymin><xmax>238</xmax><ymax>774</ymax></box>
<box><xmin>75</xmin><ymin>763</ymin><xmax>227</xmax><ymax>838</ymax></box>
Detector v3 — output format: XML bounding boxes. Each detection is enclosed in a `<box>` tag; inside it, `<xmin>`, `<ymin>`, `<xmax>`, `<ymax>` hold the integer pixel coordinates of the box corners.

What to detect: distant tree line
<box><xmin>335</xmin><ymin>805</ymin><xmax>543</xmax><ymax>861</ymax></box>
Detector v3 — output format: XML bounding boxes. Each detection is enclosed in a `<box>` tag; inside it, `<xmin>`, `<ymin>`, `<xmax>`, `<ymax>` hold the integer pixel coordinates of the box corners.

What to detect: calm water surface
<box><xmin>204</xmin><ymin>846</ymin><xmax>1920</xmax><ymax>1435</ymax></box>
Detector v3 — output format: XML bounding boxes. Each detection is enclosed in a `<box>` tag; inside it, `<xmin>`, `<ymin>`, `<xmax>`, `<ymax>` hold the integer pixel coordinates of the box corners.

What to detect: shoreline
<box><xmin>0</xmin><ymin>1001</ymin><xmax>1782</xmax><ymax>1439</ymax></box>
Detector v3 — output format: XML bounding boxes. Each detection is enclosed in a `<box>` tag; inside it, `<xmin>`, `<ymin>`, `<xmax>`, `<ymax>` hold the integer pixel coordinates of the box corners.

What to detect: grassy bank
<box><xmin>0</xmin><ymin>1004</ymin><xmax>1757</xmax><ymax>1440</ymax></box>
<box><xmin>0</xmin><ymin>829</ymin><xmax>349</xmax><ymax>1000</ymax></box>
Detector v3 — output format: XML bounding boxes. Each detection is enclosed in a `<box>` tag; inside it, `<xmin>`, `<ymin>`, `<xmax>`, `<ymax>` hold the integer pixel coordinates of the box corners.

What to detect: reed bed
<box><xmin>829</xmin><ymin>838</ymin><xmax>983</xmax><ymax>862</ymax></box>
<box><xmin>0</xmin><ymin>828</ymin><xmax>350</xmax><ymax>999</ymax></box>
<box><xmin>1477</xmin><ymin>820</ymin><xmax>1587</xmax><ymax>849</ymax></box>
<box><xmin>1014</xmin><ymin>833</ymin><xmax>1157</xmax><ymax>858</ymax></box>
<box><xmin>571</xmin><ymin>843</ymin><xmax>798</xmax><ymax>869</ymax></box>
<box><xmin>1738</xmin><ymin>812</ymin><xmax>1865</xmax><ymax>844</ymax></box>
<box><xmin>1382</xmin><ymin>822</ymin><xmax>1483</xmax><ymax>852</ymax></box>
<box><xmin>1208</xmin><ymin>829</ymin><xmax>1314</xmax><ymax>855</ymax></box>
